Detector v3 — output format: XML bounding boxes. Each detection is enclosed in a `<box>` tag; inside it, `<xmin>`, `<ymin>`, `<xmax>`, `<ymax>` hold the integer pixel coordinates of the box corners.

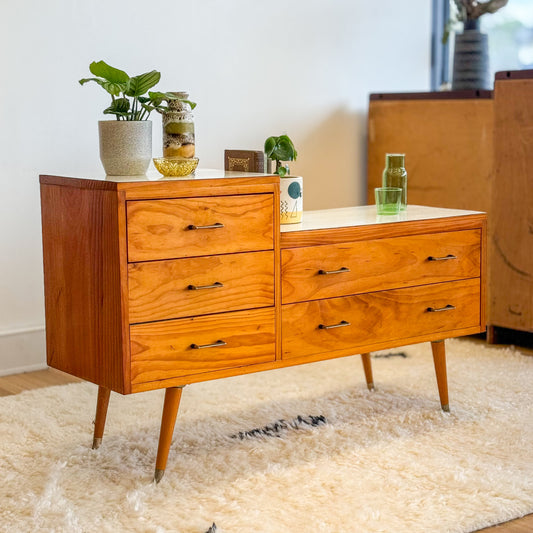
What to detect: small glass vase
<box><xmin>382</xmin><ymin>153</ymin><xmax>407</xmax><ymax>210</ymax></box>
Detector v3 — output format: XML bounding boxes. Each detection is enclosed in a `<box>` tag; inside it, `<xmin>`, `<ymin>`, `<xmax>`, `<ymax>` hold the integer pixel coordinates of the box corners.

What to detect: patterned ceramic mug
<box><xmin>280</xmin><ymin>176</ymin><xmax>303</xmax><ymax>224</ymax></box>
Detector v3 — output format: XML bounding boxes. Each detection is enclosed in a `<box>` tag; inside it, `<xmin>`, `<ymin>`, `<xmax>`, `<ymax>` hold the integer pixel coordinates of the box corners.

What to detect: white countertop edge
<box><xmin>280</xmin><ymin>205</ymin><xmax>484</xmax><ymax>232</ymax></box>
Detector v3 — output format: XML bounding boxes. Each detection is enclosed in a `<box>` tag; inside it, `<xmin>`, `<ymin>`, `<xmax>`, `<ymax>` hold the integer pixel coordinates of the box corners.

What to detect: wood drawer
<box><xmin>128</xmin><ymin>251</ymin><xmax>274</xmax><ymax>323</ymax></box>
<box><xmin>127</xmin><ymin>194</ymin><xmax>274</xmax><ymax>262</ymax></box>
<box><xmin>130</xmin><ymin>308</ymin><xmax>275</xmax><ymax>384</ymax></box>
<box><xmin>282</xmin><ymin>279</ymin><xmax>480</xmax><ymax>359</ymax></box>
<box><xmin>282</xmin><ymin>230</ymin><xmax>480</xmax><ymax>303</ymax></box>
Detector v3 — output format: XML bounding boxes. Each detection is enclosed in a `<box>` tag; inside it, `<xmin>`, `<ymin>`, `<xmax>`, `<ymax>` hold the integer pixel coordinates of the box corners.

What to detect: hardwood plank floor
<box><xmin>0</xmin><ymin>340</ymin><xmax>531</xmax><ymax>533</ymax></box>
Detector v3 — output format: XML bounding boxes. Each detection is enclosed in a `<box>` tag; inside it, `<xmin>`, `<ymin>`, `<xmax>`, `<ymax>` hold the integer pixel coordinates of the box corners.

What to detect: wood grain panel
<box><xmin>282</xmin><ymin>279</ymin><xmax>480</xmax><ymax>359</ymax></box>
<box><xmin>490</xmin><ymin>79</ymin><xmax>533</xmax><ymax>333</ymax></box>
<box><xmin>128</xmin><ymin>251</ymin><xmax>274</xmax><ymax>323</ymax></box>
<box><xmin>40</xmin><ymin>183</ymin><xmax>127</xmax><ymax>393</ymax></box>
<box><xmin>127</xmin><ymin>194</ymin><xmax>273</xmax><ymax>262</ymax></box>
<box><xmin>130</xmin><ymin>308</ymin><xmax>276</xmax><ymax>384</ymax></box>
<box><xmin>367</xmin><ymin>98</ymin><xmax>493</xmax><ymax>212</ymax></box>
<box><xmin>280</xmin><ymin>214</ymin><xmax>487</xmax><ymax>248</ymax></box>
<box><xmin>282</xmin><ymin>230</ymin><xmax>480</xmax><ymax>303</ymax></box>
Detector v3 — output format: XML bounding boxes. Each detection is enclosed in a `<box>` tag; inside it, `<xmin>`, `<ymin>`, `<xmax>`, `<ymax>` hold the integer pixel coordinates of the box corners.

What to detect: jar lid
<box><xmin>385</xmin><ymin>153</ymin><xmax>405</xmax><ymax>167</ymax></box>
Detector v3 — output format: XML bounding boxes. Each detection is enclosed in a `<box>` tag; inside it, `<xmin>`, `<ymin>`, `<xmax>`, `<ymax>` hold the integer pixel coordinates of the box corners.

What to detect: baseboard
<box><xmin>0</xmin><ymin>326</ymin><xmax>47</xmax><ymax>376</ymax></box>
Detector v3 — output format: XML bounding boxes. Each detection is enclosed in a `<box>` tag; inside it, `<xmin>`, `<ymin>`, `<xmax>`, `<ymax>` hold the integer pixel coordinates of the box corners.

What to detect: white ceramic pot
<box><xmin>280</xmin><ymin>176</ymin><xmax>303</xmax><ymax>224</ymax></box>
<box><xmin>98</xmin><ymin>120</ymin><xmax>152</xmax><ymax>176</ymax></box>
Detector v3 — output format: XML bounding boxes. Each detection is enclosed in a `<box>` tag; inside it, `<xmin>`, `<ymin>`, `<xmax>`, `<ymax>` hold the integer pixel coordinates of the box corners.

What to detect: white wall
<box><xmin>0</xmin><ymin>0</ymin><xmax>431</xmax><ymax>374</ymax></box>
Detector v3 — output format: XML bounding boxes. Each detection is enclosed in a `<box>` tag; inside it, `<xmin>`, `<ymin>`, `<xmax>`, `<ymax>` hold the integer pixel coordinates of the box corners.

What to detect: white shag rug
<box><xmin>1</xmin><ymin>339</ymin><xmax>532</xmax><ymax>533</ymax></box>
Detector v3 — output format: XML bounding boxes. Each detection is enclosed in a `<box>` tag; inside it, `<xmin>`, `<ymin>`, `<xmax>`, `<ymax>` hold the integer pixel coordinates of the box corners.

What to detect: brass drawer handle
<box><xmin>190</xmin><ymin>340</ymin><xmax>227</xmax><ymax>349</ymax></box>
<box><xmin>427</xmin><ymin>254</ymin><xmax>457</xmax><ymax>261</ymax></box>
<box><xmin>318</xmin><ymin>320</ymin><xmax>351</xmax><ymax>330</ymax></box>
<box><xmin>187</xmin><ymin>281</ymin><xmax>224</xmax><ymax>291</ymax></box>
<box><xmin>318</xmin><ymin>267</ymin><xmax>351</xmax><ymax>275</ymax></box>
<box><xmin>187</xmin><ymin>222</ymin><xmax>225</xmax><ymax>230</ymax></box>
<box><xmin>426</xmin><ymin>304</ymin><xmax>456</xmax><ymax>313</ymax></box>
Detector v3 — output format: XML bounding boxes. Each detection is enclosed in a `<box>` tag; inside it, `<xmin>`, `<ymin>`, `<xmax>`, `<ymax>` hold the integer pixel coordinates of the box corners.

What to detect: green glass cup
<box><xmin>375</xmin><ymin>187</ymin><xmax>402</xmax><ymax>215</ymax></box>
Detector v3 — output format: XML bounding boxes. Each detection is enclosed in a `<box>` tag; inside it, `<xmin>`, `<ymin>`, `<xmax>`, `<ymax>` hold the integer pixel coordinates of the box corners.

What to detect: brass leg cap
<box><xmin>92</xmin><ymin>437</ymin><xmax>102</xmax><ymax>450</ymax></box>
<box><xmin>441</xmin><ymin>404</ymin><xmax>450</xmax><ymax>413</ymax></box>
<box><xmin>367</xmin><ymin>382</ymin><xmax>375</xmax><ymax>391</ymax></box>
<box><xmin>154</xmin><ymin>469</ymin><xmax>165</xmax><ymax>484</ymax></box>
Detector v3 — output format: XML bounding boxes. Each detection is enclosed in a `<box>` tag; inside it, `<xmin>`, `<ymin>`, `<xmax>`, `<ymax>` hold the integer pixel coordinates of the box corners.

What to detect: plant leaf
<box><xmin>264</xmin><ymin>135</ymin><xmax>297</xmax><ymax>162</ymax></box>
<box><xmin>89</xmin><ymin>61</ymin><xmax>129</xmax><ymax>83</ymax></box>
<box><xmin>148</xmin><ymin>91</ymin><xmax>197</xmax><ymax>109</ymax></box>
<box><xmin>103</xmin><ymin>97</ymin><xmax>130</xmax><ymax>116</ymax></box>
<box><xmin>264</xmin><ymin>137</ymin><xmax>277</xmax><ymax>158</ymax></box>
<box><xmin>277</xmin><ymin>166</ymin><xmax>288</xmax><ymax>178</ymax></box>
<box><xmin>126</xmin><ymin>70</ymin><xmax>161</xmax><ymax>97</ymax></box>
<box><xmin>79</xmin><ymin>77</ymin><xmax>126</xmax><ymax>96</ymax></box>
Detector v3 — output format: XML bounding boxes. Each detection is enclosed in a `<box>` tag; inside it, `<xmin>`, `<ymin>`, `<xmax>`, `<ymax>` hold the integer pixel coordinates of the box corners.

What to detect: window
<box><xmin>432</xmin><ymin>0</ymin><xmax>533</xmax><ymax>90</ymax></box>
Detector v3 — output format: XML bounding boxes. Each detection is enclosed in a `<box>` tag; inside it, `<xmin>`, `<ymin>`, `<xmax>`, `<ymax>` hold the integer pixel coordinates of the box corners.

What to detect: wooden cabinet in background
<box><xmin>490</xmin><ymin>71</ymin><xmax>533</xmax><ymax>335</ymax></box>
<box><xmin>367</xmin><ymin>91</ymin><xmax>494</xmax><ymax>213</ymax></box>
<box><xmin>366</xmin><ymin>91</ymin><xmax>494</xmax><ymax>335</ymax></box>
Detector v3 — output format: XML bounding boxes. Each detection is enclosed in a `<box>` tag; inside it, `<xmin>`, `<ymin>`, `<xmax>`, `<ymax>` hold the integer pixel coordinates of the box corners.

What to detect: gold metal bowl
<box><xmin>153</xmin><ymin>157</ymin><xmax>199</xmax><ymax>177</ymax></box>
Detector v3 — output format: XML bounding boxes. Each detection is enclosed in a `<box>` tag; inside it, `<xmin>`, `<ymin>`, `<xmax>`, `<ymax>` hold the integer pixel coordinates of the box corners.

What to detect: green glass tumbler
<box><xmin>375</xmin><ymin>187</ymin><xmax>402</xmax><ymax>215</ymax></box>
<box><xmin>382</xmin><ymin>153</ymin><xmax>407</xmax><ymax>210</ymax></box>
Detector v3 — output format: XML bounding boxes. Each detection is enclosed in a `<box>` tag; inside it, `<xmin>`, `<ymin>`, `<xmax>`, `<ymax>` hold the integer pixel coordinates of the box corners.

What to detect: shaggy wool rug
<box><xmin>1</xmin><ymin>340</ymin><xmax>532</xmax><ymax>533</ymax></box>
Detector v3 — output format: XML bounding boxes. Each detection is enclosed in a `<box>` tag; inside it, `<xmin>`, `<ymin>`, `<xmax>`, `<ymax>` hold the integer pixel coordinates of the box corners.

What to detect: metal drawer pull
<box><xmin>427</xmin><ymin>254</ymin><xmax>457</xmax><ymax>261</ymax></box>
<box><xmin>187</xmin><ymin>222</ymin><xmax>224</xmax><ymax>230</ymax></box>
<box><xmin>190</xmin><ymin>340</ymin><xmax>227</xmax><ymax>349</ymax></box>
<box><xmin>187</xmin><ymin>281</ymin><xmax>223</xmax><ymax>291</ymax></box>
<box><xmin>318</xmin><ymin>267</ymin><xmax>351</xmax><ymax>275</ymax></box>
<box><xmin>318</xmin><ymin>320</ymin><xmax>351</xmax><ymax>330</ymax></box>
<box><xmin>426</xmin><ymin>304</ymin><xmax>456</xmax><ymax>313</ymax></box>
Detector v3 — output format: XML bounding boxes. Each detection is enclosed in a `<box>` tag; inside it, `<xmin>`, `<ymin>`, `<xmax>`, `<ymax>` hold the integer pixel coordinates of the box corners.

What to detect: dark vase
<box><xmin>452</xmin><ymin>19</ymin><xmax>490</xmax><ymax>90</ymax></box>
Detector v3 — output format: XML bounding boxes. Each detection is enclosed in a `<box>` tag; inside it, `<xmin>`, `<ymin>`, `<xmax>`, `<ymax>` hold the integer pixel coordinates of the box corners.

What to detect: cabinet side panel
<box><xmin>490</xmin><ymin>79</ymin><xmax>533</xmax><ymax>332</ymax></box>
<box><xmin>40</xmin><ymin>183</ymin><xmax>126</xmax><ymax>392</ymax></box>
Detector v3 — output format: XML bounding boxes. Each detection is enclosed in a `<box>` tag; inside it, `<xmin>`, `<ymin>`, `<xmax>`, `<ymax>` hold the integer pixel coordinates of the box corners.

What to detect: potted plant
<box><xmin>264</xmin><ymin>134</ymin><xmax>303</xmax><ymax>224</ymax></box>
<box><xmin>444</xmin><ymin>0</ymin><xmax>508</xmax><ymax>90</ymax></box>
<box><xmin>79</xmin><ymin>60</ymin><xmax>193</xmax><ymax>175</ymax></box>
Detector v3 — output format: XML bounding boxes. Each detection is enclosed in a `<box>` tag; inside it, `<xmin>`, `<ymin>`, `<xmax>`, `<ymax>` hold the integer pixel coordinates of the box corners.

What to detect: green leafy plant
<box><xmin>443</xmin><ymin>0</ymin><xmax>508</xmax><ymax>44</ymax></box>
<box><xmin>264</xmin><ymin>135</ymin><xmax>298</xmax><ymax>178</ymax></box>
<box><xmin>79</xmin><ymin>60</ymin><xmax>196</xmax><ymax>120</ymax></box>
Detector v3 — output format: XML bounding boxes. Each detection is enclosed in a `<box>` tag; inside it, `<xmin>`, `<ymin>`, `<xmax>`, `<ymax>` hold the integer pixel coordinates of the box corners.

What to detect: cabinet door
<box><xmin>282</xmin><ymin>230</ymin><xmax>481</xmax><ymax>304</ymax></box>
<box><xmin>128</xmin><ymin>251</ymin><xmax>274</xmax><ymax>323</ymax></box>
<box><xmin>282</xmin><ymin>279</ymin><xmax>480</xmax><ymax>359</ymax></box>
<box><xmin>127</xmin><ymin>194</ymin><xmax>274</xmax><ymax>262</ymax></box>
<box><xmin>130</xmin><ymin>308</ymin><xmax>276</xmax><ymax>384</ymax></box>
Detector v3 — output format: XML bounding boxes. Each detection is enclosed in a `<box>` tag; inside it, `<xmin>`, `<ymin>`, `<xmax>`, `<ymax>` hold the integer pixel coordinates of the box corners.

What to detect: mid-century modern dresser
<box><xmin>40</xmin><ymin>170</ymin><xmax>486</xmax><ymax>481</ymax></box>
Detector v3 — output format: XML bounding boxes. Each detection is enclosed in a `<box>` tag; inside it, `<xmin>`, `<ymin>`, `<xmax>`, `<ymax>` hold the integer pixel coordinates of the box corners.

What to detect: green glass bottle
<box><xmin>382</xmin><ymin>154</ymin><xmax>407</xmax><ymax>210</ymax></box>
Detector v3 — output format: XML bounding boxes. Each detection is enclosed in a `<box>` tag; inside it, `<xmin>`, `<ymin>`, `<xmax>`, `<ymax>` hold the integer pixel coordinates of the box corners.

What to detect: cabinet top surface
<box><xmin>39</xmin><ymin>169</ymin><xmax>277</xmax><ymax>189</ymax></box>
<box><xmin>281</xmin><ymin>205</ymin><xmax>484</xmax><ymax>233</ymax></box>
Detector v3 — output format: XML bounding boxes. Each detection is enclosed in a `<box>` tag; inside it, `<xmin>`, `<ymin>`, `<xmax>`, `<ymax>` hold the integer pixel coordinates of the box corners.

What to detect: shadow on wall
<box><xmin>289</xmin><ymin>108</ymin><xmax>367</xmax><ymax>211</ymax></box>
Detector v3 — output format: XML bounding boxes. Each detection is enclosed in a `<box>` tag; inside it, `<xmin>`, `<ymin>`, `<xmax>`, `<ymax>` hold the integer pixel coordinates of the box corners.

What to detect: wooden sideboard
<box><xmin>40</xmin><ymin>171</ymin><xmax>487</xmax><ymax>482</ymax></box>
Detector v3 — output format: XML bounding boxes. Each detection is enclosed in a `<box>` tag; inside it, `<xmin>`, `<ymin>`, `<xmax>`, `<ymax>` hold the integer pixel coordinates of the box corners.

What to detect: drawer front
<box><xmin>130</xmin><ymin>308</ymin><xmax>275</xmax><ymax>384</ymax></box>
<box><xmin>128</xmin><ymin>251</ymin><xmax>274</xmax><ymax>323</ymax></box>
<box><xmin>281</xmin><ymin>230</ymin><xmax>480</xmax><ymax>304</ymax></box>
<box><xmin>282</xmin><ymin>279</ymin><xmax>480</xmax><ymax>359</ymax></box>
<box><xmin>127</xmin><ymin>194</ymin><xmax>274</xmax><ymax>262</ymax></box>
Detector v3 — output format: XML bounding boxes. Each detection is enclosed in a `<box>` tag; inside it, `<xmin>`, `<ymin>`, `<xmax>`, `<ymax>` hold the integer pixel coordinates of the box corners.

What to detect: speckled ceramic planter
<box><xmin>98</xmin><ymin>120</ymin><xmax>152</xmax><ymax>176</ymax></box>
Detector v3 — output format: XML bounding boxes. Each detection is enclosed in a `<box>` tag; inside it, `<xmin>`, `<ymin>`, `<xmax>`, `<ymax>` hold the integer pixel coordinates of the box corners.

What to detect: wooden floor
<box><xmin>0</xmin><ymin>339</ymin><xmax>531</xmax><ymax>532</ymax></box>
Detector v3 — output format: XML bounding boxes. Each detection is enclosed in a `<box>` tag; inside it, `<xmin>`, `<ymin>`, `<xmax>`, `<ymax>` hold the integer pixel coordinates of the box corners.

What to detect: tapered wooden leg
<box><xmin>154</xmin><ymin>387</ymin><xmax>183</xmax><ymax>483</ymax></box>
<box><xmin>92</xmin><ymin>386</ymin><xmax>111</xmax><ymax>449</ymax></box>
<box><xmin>360</xmin><ymin>353</ymin><xmax>375</xmax><ymax>390</ymax></box>
<box><xmin>431</xmin><ymin>340</ymin><xmax>450</xmax><ymax>412</ymax></box>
